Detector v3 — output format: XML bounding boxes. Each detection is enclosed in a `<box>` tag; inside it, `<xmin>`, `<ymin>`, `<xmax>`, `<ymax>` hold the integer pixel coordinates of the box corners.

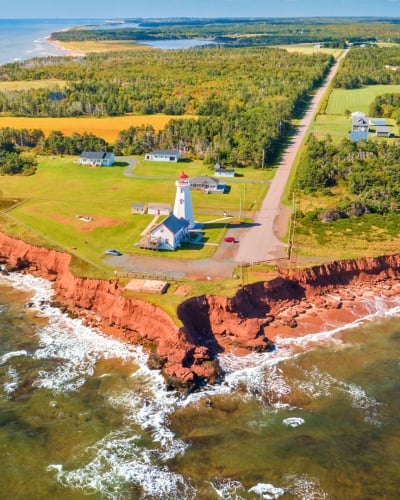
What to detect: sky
<box><xmin>1</xmin><ymin>0</ymin><xmax>400</xmax><ymax>19</ymax></box>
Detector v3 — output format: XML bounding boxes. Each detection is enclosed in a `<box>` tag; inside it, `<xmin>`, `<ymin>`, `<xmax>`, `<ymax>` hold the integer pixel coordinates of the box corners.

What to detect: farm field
<box><xmin>0</xmin><ymin>115</ymin><xmax>194</xmax><ymax>143</ymax></box>
<box><xmin>59</xmin><ymin>39</ymin><xmax>153</xmax><ymax>54</ymax></box>
<box><xmin>275</xmin><ymin>44</ymin><xmax>343</xmax><ymax>58</ymax></box>
<box><xmin>0</xmin><ymin>156</ymin><xmax>269</xmax><ymax>272</ymax></box>
<box><xmin>313</xmin><ymin>84</ymin><xmax>400</xmax><ymax>139</ymax></box>
<box><xmin>325</xmin><ymin>84</ymin><xmax>400</xmax><ymax>115</ymax></box>
<box><xmin>0</xmin><ymin>80</ymin><xmax>67</xmax><ymax>91</ymax></box>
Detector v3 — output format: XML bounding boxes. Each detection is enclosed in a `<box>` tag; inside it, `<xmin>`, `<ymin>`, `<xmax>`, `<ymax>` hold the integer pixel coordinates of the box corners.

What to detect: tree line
<box><xmin>0</xmin><ymin>46</ymin><xmax>333</xmax><ymax>167</ymax></box>
<box><xmin>333</xmin><ymin>46</ymin><xmax>400</xmax><ymax>88</ymax></box>
<box><xmin>296</xmin><ymin>135</ymin><xmax>400</xmax><ymax>215</ymax></box>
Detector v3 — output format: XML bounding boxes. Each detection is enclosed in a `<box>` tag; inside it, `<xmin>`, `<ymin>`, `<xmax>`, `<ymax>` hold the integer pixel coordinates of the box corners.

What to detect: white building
<box><xmin>79</xmin><ymin>151</ymin><xmax>115</xmax><ymax>166</ymax></box>
<box><xmin>145</xmin><ymin>149</ymin><xmax>180</xmax><ymax>162</ymax></box>
<box><xmin>173</xmin><ymin>171</ymin><xmax>195</xmax><ymax>229</ymax></box>
<box><xmin>149</xmin><ymin>214</ymin><xmax>189</xmax><ymax>250</ymax></box>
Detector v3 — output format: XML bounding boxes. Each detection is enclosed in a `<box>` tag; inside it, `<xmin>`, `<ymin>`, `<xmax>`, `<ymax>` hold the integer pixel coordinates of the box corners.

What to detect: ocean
<box><xmin>0</xmin><ymin>18</ymin><xmax>214</xmax><ymax>66</ymax></box>
<box><xmin>0</xmin><ymin>272</ymin><xmax>399</xmax><ymax>499</ymax></box>
<box><xmin>0</xmin><ymin>17</ymin><xmax>399</xmax><ymax>500</ymax></box>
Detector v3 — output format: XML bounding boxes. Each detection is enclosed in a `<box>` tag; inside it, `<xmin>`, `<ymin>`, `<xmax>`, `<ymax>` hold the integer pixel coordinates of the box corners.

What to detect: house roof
<box><xmin>131</xmin><ymin>202</ymin><xmax>146</xmax><ymax>208</ymax></box>
<box><xmin>147</xmin><ymin>202</ymin><xmax>172</xmax><ymax>210</ymax></box>
<box><xmin>190</xmin><ymin>175</ymin><xmax>219</xmax><ymax>186</ymax></box>
<box><xmin>352</xmin><ymin>116</ymin><xmax>369</xmax><ymax>127</ymax></box>
<box><xmin>350</xmin><ymin>130</ymin><xmax>369</xmax><ymax>142</ymax></box>
<box><xmin>80</xmin><ymin>151</ymin><xmax>113</xmax><ymax>160</ymax></box>
<box><xmin>179</xmin><ymin>171</ymin><xmax>189</xmax><ymax>179</ymax></box>
<box><xmin>369</xmin><ymin>118</ymin><xmax>387</xmax><ymax>126</ymax></box>
<box><xmin>153</xmin><ymin>214</ymin><xmax>188</xmax><ymax>235</ymax></box>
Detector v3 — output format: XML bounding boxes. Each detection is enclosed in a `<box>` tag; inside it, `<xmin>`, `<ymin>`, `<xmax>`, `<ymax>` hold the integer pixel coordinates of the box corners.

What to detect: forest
<box><xmin>333</xmin><ymin>47</ymin><xmax>400</xmax><ymax>88</ymax></box>
<box><xmin>0</xmin><ymin>46</ymin><xmax>333</xmax><ymax>167</ymax></box>
<box><xmin>52</xmin><ymin>17</ymin><xmax>400</xmax><ymax>47</ymax></box>
<box><xmin>369</xmin><ymin>93</ymin><xmax>400</xmax><ymax>124</ymax></box>
<box><xmin>296</xmin><ymin>135</ymin><xmax>400</xmax><ymax>215</ymax></box>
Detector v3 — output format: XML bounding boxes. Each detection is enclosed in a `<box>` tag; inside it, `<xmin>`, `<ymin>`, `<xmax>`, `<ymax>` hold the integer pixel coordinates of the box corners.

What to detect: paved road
<box><xmin>234</xmin><ymin>50</ymin><xmax>348</xmax><ymax>265</ymax></box>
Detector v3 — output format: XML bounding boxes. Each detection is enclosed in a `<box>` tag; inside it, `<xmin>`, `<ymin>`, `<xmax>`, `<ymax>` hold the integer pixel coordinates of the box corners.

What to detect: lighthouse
<box><xmin>173</xmin><ymin>171</ymin><xmax>195</xmax><ymax>229</ymax></box>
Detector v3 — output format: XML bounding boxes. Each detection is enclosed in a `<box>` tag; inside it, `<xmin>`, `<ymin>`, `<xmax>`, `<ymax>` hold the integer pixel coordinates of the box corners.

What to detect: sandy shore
<box><xmin>46</xmin><ymin>36</ymin><xmax>86</xmax><ymax>58</ymax></box>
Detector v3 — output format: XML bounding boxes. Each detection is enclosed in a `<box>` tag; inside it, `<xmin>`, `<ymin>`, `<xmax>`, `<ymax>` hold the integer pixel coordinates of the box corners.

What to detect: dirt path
<box><xmin>234</xmin><ymin>50</ymin><xmax>348</xmax><ymax>265</ymax></box>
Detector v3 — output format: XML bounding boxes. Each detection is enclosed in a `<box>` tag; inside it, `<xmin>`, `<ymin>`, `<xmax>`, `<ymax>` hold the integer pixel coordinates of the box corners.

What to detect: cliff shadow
<box><xmin>177</xmin><ymin>296</ymin><xmax>224</xmax><ymax>356</ymax></box>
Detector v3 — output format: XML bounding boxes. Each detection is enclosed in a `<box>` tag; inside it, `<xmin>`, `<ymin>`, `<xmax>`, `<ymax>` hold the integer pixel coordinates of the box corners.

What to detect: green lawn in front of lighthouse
<box><xmin>0</xmin><ymin>155</ymin><xmax>271</xmax><ymax>276</ymax></box>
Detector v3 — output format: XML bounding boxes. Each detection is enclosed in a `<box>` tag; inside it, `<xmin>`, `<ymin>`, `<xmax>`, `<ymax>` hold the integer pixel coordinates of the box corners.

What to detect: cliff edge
<box><xmin>1</xmin><ymin>231</ymin><xmax>400</xmax><ymax>389</ymax></box>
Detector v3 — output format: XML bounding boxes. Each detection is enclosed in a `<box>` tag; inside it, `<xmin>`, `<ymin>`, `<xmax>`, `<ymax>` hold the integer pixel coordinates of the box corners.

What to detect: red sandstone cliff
<box><xmin>1</xmin><ymin>231</ymin><xmax>400</xmax><ymax>388</ymax></box>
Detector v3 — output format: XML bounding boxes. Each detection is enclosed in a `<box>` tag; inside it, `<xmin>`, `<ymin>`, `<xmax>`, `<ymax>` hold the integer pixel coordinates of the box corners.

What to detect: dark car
<box><xmin>105</xmin><ymin>249</ymin><xmax>122</xmax><ymax>256</ymax></box>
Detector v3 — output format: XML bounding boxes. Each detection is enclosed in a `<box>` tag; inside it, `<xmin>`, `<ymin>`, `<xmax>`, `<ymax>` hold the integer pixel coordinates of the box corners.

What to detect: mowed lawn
<box><xmin>0</xmin><ymin>115</ymin><xmax>195</xmax><ymax>143</ymax></box>
<box><xmin>0</xmin><ymin>157</ymin><xmax>269</xmax><ymax>269</ymax></box>
<box><xmin>326</xmin><ymin>85</ymin><xmax>400</xmax><ymax>115</ymax></box>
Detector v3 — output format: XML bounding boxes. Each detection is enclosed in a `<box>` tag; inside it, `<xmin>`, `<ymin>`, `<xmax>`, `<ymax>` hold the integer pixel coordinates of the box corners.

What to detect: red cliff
<box><xmin>1</xmin><ymin>231</ymin><xmax>400</xmax><ymax>388</ymax></box>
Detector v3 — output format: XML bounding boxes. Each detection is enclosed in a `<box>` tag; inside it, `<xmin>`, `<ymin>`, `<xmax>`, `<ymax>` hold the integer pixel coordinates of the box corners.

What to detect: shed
<box><xmin>375</xmin><ymin>126</ymin><xmax>391</xmax><ymax>137</ymax></box>
<box><xmin>214</xmin><ymin>163</ymin><xmax>235</xmax><ymax>178</ymax></box>
<box><xmin>145</xmin><ymin>150</ymin><xmax>180</xmax><ymax>162</ymax></box>
<box><xmin>147</xmin><ymin>202</ymin><xmax>172</xmax><ymax>216</ymax></box>
<box><xmin>131</xmin><ymin>202</ymin><xmax>147</xmax><ymax>215</ymax></box>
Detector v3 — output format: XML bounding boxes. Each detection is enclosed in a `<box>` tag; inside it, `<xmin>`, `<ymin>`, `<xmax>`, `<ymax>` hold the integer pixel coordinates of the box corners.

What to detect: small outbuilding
<box><xmin>131</xmin><ymin>202</ymin><xmax>147</xmax><ymax>215</ymax></box>
<box><xmin>147</xmin><ymin>202</ymin><xmax>172</xmax><ymax>216</ymax></box>
<box><xmin>214</xmin><ymin>162</ymin><xmax>235</xmax><ymax>178</ymax></box>
<box><xmin>145</xmin><ymin>150</ymin><xmax>180</xmax><ymax>162</ymax></box>
<box><xmin>375</xmin><ymin>125</ymin><xmax>391</xmax><ymax>138</ymax></box>
<box><xmin>79</xmin><ymin>151</ymin><xmax>115</xmax><ymax>166</ymax></box>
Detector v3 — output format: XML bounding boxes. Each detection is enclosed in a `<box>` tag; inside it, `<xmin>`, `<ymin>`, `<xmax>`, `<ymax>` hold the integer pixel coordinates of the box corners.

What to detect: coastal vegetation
<box><xmin>0</xmin><ymin>46</ymin><xmax>333</xmax><ymax>166</ymax></box>
<box><xmin>52</xmin><ymin>17</ymin><xmax>400</xmax><ymax>47</ymax></box>
<box><xmin>293</xmin><ymin>45</ymin><xmax>400</xmax><ymax>261</ymax></box>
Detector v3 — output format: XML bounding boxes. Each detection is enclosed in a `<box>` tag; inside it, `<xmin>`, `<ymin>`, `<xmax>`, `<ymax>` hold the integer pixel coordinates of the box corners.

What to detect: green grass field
<box><xmin>0</xmin><ymin>156</ymin><xmax>269</xmax><ymax>274</ymax></box>
<box><xmin>325</xmin><ymin>85</ymin><xmax>400</xmax><ymax>115</ymax></box>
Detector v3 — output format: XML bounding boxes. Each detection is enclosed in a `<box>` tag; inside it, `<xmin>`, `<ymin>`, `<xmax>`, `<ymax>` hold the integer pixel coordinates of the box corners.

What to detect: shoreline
<box><xmin>46</xmin><ymin>36</ymin><xmax>86</xmax><ymax>58</ymax></box>
<box><xmin>1</xmin><ymin>230</ymin><xmax>400</xmax><ymax>388</ymax></box>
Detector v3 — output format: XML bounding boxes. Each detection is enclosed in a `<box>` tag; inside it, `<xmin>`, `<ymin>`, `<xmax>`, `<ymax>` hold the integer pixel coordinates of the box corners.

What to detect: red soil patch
<box><xmin>51</xmin><ymin>214</ymin><xmax>121</xmax><ymax>231</ymax></box>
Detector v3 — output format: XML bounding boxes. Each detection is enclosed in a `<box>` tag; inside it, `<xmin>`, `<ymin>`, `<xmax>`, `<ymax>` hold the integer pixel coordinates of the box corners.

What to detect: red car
<box><xmin>224</xmin><ymin>236</ymin><xmax>236</xmax><ymax>243</ymax></box>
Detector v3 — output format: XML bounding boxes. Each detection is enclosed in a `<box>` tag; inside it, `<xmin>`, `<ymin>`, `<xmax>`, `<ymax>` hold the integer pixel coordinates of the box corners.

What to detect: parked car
<box><xmin>105</xmin><ymin>249</ymin><xmax>122</xmax><ymax>256</ymax></box>
<box><xmin>224</xmin><ymin>236</ymin><xmax>236</xmax><ymax>243</ymax></box>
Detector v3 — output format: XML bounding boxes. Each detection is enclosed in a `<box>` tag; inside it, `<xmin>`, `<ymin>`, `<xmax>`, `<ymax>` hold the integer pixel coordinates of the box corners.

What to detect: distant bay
<box><xmin>0</xmin><ymin>19</ymin><xmax>112</xmax><ymax>66</ymax></box>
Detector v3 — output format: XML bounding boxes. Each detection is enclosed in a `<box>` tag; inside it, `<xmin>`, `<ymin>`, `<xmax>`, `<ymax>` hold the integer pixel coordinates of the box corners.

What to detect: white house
<box><xmin>79</xmin><ymin>151</ymin><xmax>115</xmax><ymax>166</ymax></box>
<box><xmin>145</xmin><ymin>149</ymin><xmax>180</xmax><ymax>162</ymax></box>
<box><xmin>148</xmin><ymin>214</ymin><xmax>189</xmax><ymax>250</ymax></box>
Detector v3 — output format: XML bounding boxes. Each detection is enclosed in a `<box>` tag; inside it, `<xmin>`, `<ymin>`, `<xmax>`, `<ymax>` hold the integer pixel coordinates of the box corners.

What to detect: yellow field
<box><xmin>59</xmin><ymin>39</ymin><xmax>154</xmax><ymax>54</ymax></box>
<box><xmin>0</xmin><ymin>80</ymin><xmax>67</xmax><ymax>91</ymax></box>
<box><xmin>274</xmin><ymin>44</ymin><xmax>343</xmax><ymax>58</ymax></box>
<box><xmin>0</xmin><ymin>115</ymin><xmax>194</xmax><ymax>143</ymax></box>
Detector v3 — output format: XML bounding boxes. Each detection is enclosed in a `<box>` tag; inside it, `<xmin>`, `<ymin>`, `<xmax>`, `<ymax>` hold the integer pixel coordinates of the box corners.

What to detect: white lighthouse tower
<box><xmin>173</xmin><ymin>171</ymin><xmax>195</xmax><ymax>229</ymax></box>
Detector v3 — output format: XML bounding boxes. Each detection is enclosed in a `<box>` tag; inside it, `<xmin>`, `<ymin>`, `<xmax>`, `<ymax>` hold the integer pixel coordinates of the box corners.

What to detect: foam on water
<box><xmin>283</xmin><ymin>474</ymin><xmax>328</xmax><ymax>499</ymax></box>
<box><xmin>2</xmin><ymin>273</ymin><xmax>194</xmax><ymax>498</ymax></box>
<box><xmin>282</xmin><ymin>417</ymin><xmax>305</xmax><ymax>428</ymax></box>
<box><xmin>3</xmin><ymin>366</ymin><xmax>20</xmax><ymax>395</ymax></box>
<box><xmin>0</xmin><ymin>350</ymin><xmax>29</xmax><ymax>365</ymax></box>
<box><xmin>249</xmin><ymin>483</ymin><xmax>286</xmax><ymax>499</ymax></box>
<box><xmin>296</xmin><ymin>367</ymin><xmax>383</xmax><ymax>425</ymax></box>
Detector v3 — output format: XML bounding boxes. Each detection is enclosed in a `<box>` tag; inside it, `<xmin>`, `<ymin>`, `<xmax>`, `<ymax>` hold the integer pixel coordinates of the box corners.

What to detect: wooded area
<box><xmin>0</xmin><ymin>46</ymin><xmax>332</xmax><ymax>167</ymax></box>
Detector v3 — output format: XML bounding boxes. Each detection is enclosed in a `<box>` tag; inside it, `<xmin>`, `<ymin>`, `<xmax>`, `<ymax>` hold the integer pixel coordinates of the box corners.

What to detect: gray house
<box><xmin>79</xmin><ymin>151</ymin><xmax>115</xmax><ymax>166</ymax></box>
